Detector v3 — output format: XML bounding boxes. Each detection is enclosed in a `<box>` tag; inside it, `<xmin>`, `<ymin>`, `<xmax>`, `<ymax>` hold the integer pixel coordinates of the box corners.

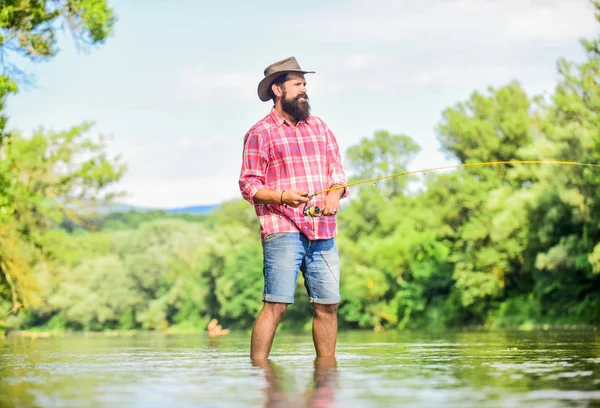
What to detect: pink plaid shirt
<box><xmin>239</xmin><ymin>108</ymin><xmax>348</xmax><ymax>240</ymax></box>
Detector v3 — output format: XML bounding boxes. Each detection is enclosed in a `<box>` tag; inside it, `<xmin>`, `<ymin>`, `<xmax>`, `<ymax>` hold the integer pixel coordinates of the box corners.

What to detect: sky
<box><xmin>5</xmin><ymin>0</ymin><xmax>599</xmax><ymax>208</ymax></box>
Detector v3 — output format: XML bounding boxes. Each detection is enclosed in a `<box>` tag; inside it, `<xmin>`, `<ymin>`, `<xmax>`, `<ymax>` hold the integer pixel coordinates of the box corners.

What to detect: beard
<box><xmin>281</xmin><ymin>90</ymin><xmax>311</xmax><ymax>122</ymax></box>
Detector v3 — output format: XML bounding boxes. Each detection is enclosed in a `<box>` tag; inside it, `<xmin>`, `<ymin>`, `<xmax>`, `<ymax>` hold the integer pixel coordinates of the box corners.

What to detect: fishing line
<box><xmin>302</xmin><ymin>160</ymin><xmax>600</xmax><ymax>217</ymax></box>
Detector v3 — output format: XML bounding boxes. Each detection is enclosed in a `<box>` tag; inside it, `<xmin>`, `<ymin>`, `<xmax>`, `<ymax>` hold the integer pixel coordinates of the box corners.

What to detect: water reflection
<box><xmin>252</xmin><ymin>357</ymin><xmax>338</xmax><ymax>408</ymax></box>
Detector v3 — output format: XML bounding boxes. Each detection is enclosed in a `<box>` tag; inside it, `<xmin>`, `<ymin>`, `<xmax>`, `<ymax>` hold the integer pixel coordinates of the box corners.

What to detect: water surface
<box><xmin>1</xmin><ymin>329</ymin><xmax>599</xmax><ymax>407</ymax></box>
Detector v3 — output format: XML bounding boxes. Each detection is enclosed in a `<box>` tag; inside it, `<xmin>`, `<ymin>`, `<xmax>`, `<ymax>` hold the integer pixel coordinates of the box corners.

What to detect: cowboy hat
<box><xmin>257</xmin><ymin>56</ymin><xmax>315</xmax><ymax>102</ymax></box>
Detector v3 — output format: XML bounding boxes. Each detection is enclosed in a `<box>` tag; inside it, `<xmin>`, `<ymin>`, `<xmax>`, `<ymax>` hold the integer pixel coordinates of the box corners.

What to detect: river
<box><xmin>1</xmin><ymin>328</ymin><xmax>599</xmax><ymax>407</ymax></box>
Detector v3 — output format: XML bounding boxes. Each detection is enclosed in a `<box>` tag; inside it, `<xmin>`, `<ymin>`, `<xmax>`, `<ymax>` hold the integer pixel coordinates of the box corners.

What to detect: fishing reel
<box><xmin>303</xmin><ymin>204</ymin><xmax>321</xmax><ymax>217</ymax></box>
<box><xmin>302</xmin><ymin>192</ymin><xmax>321</xmax><ymax>218</ymax></box>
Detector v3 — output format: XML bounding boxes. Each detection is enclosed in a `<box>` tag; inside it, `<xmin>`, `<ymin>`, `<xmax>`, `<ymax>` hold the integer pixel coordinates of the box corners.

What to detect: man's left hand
<box><xmin>322</xmin><ymin>192</ymin><xmax>342</xmax><ymax>216</ymax></box>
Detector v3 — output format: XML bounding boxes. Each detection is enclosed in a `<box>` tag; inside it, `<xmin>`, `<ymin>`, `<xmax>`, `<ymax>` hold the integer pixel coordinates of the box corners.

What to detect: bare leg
<box><xmin>312</xmin><ymin>303</ymin><xmax>338</xmax><ymax>357</ymax></box>
<box><xmin>250</xmin><ymin>302</ymin><xmax>288</xmax><ymax>360</ymax></box>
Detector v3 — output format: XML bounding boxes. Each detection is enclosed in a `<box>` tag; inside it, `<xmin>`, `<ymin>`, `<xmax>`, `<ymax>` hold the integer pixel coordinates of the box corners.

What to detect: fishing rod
<box><xmin>302</xmin><ymin>160</ymin><xmax>600</xmax><ymax>217</ymax></box>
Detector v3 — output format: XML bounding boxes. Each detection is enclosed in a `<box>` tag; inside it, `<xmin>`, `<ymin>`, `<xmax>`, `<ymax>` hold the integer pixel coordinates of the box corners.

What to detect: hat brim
<box><xmin>257</xmin><ymin>69</ymin><xmax>315</xmax><ymax>102</ymax></box>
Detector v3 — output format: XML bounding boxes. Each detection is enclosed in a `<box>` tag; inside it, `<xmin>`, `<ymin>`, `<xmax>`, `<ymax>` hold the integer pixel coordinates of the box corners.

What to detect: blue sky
<box><xmin>6</xmin><ymin>0</ymin><xmax>599</xmax><ymax>208</ymax></box>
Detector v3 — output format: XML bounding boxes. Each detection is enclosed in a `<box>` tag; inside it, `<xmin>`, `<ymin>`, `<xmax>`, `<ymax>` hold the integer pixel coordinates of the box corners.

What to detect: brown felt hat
<box><xmin>257</xmin><ymin>56</ymin><xmax>315</xmax><ymax>102</ymax></box>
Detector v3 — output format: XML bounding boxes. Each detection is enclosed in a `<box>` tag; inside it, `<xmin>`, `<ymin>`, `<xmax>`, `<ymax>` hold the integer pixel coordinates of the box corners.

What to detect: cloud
<box><xmin>300</xmin><ymin>0</ymin><xmax>596</xmax><ymax>44</ymax></box>
<box><xmin>121</xmin><ymin>175</ymin><xmax>241</xmax><ymax>208</ymax></box>
<box><xmin>117</xmin><ymin>133</ymin><xmax>240</xmax><ymax>179</ymax></box>
<box><xmin>298</xmin><ymin>0</ymin><xmax>597</xmax><ymax>100</ymax></box>
<box><xmin>9</xmin><ymin>0</ymin><xmax>598</xmax><ymax>209</ymax></box>
<box><xmin>174</xmin><ymin>63</ymin><xmax>257</xmax><ymax>103</ymax></box>
<box><xmin>504</xmin><ymin>0</ymin><xmax>597</xmax><ymax>40</ymax></box>
<box><xmin>345</xmin><ymin>53</ymin><xmax>371</xmax><ymax>72</ymax></box>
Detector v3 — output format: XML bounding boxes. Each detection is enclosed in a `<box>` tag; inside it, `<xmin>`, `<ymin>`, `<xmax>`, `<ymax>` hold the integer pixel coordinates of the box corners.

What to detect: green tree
<box><xmin>0</xmin><ymin>0</ymin><xmax>116</xmax><ymax>141</ymax></box>
<box><xmin>0</xmin><ymin>124</ymin><xmax>125</xmax><ymax>319</ymax></box>
<box><xmin>346</xmin><ymin>130</ymin><xmax>420</xmax><ymax>199</ymax></box>
<box><xmin>342</xmin><ymin>130</ymin><xmax>420</xmax><ymax>241</ymax></box>
<box><xmin>0</xmin><ymin>0</ymin><xmax>116</xmax><ymax>324</ymax></box>
<box><xmin>438</xmin><ymin>81</ymin><xmax>533</xmax><ymax>164</ymax></box>
<box><xmin>0</xmin><ymin>0</ymin><xmax>115</xmax><ymax>72</ymax></box>
<box><xmin>514</xmin><ymin>0</ymin><xmax>600</xmax><ymax>323</ymax></box>
<box><xmin>434</xmin><ymin>82</ymin><xmax>539</xmax><ymax>324</ymax></box>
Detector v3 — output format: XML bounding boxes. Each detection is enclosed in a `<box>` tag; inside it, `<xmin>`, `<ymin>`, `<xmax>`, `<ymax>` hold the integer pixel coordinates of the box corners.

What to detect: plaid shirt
<box><xmin>239</xmin><ymin>108</ymin><xmax>348</xmax><ymax>240</ymax></box>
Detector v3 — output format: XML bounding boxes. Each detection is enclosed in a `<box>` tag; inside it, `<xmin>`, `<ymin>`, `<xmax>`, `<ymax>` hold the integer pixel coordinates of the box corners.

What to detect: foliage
<box><xmin>0</xmin><ymin>0</ymin><xmax>117</xmax><ymax>325</ymax></box>
<box><xmin>0</xmin><ymin>0</ymin><xmax>115</xmax><ymax>75</ymax></box>
<box><xmin>346</xmin><ymin>130</ymin><xmax>420</xmax><ymax>199</ymax></box>
<box><xmin>0</xmin><ymin>124</ymin><xmax>125</xmax><ymax>319</ymax></box>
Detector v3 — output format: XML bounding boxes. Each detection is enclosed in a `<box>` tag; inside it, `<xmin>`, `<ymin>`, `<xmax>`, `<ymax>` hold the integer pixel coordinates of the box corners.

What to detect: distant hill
<box><xmin>164</xmin><ymin>205</ymin><xmax>217</xmax><ymax>215</ymax></box>
<box><xmin>99</xmin><ymin>203</ymin><xmax>218</xmax><ymax>215</ymax></box>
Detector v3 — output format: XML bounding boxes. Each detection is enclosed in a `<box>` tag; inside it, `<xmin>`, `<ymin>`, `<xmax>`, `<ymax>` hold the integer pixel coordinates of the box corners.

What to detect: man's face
<box><xmin>280</xmin><ymin>73</ymin><xmax>310</xmax><ymax>121</ymax></box>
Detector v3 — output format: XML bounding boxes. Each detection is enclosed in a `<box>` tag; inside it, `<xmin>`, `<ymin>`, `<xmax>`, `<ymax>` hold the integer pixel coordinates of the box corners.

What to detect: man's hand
<box><xmin>282</xmin><ymin>189</ymin><xmax>311</xmax><ymax>208</ymax></box>
<box><xmin>321</xmin><ymin>188</ymin><xmax>343</xmax><ymax>216</ymax></box>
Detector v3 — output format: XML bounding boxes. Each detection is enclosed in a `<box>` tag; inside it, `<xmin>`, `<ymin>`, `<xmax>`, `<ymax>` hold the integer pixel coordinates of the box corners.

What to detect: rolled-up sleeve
<box><xmin>239</xmin><ymin>129</ymin><xmax>268</xmax><ymax>205</ymax></box>
<box><xmin>324</xmin><ymin>124</ymin><xmax>349</xmax><ymax>199</ymax></box>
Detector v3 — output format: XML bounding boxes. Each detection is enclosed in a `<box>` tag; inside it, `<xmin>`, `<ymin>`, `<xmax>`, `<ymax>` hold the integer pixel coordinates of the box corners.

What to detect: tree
<box><xmin>342</xmin><ymin>130</ymin><xmax>420</xmax><ymax>240</ymax></box>
<box><xmin>517</xmin><ymin>0</ymin><xmax>600</xmax><ymax>323</ymax></box>
<box><xmin>0</xmin><ymin>0</ymin><xmax>115</xmax><ymax>72</ymax></box>
<box><xmin>0</xmin><ymin>0</ymin><xmax>116</xmax><ymax>141</ymax></box>
<box><xmin>346</xmin><ymin>130</ymin><xmax>420</xmax><ymax>199</ymax></box>
<box><xmin>437</xmin><ymin>81</ymin><xmax>533</xmax><ymax>165</ymax></box>
<box><xmin>1</xmin><ymin>124</ymin><xmax>125</xmax><ymax>318</ymax></box>
<box><xmin>0</xmin><ymin>0</ymin><xmax>117</xmax><ymax>324</ymax></box>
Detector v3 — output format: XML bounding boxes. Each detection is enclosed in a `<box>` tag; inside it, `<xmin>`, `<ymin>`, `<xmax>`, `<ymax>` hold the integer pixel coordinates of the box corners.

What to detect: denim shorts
<box><xmin>262</xmin><ymin>232</ymin><xmax>341</xmax><ymax>304</ymax></box>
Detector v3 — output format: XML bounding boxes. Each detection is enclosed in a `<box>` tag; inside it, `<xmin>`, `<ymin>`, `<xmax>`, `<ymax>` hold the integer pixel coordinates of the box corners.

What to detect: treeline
<box><xmin>1</xmin><ymin>2</ymin><xmax>600</xmax><ymax>333</ymax></box>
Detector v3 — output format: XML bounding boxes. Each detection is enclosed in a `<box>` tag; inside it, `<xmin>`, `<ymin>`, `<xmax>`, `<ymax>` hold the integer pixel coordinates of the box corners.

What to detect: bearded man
<box><xmin>239</xmin><ymin>56</ymin><xmax>349</xmax><ymax>360</ymax></box>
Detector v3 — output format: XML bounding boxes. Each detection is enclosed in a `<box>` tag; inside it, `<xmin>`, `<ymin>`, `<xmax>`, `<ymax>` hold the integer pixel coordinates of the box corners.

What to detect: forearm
<box><xmin>253</xmin><ymin>188</ymin><xmax>285</xmax><ymax>205</ymax></box>
<box><xmin>253</xmin><ymin>188</ymin><xmax>310</xmax><ymax>208</ymax></box>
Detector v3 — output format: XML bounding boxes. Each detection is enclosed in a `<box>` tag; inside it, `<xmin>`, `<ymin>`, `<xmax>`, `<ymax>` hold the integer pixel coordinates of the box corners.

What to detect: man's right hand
<box><xmin>282</xmin><ymin>190</ymin><xmax>311</xmax><ymax>208</ymax></box>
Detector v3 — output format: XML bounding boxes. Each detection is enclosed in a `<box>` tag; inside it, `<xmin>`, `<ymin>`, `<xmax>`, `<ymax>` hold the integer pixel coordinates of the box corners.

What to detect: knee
<box><xmin>263</xmin><ymin>302</ymin><xmax>288</xmax><ymax>318</ymax></box>
<box><xmin>313</xmin><ymin>303</ymin><xmax>338</xmax><ymax>317</ymax></box>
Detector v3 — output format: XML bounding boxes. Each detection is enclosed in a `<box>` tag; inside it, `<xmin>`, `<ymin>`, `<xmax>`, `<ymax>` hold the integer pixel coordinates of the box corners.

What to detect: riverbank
<box><xmin>2</xmin><ymin>323</ymin><xmax>597</xmax><ymax>340</ymax></box>
<box><xmin>1</xmin><ymin>327</ymin><xmax>213</xmax><ymax>340</ymax></box>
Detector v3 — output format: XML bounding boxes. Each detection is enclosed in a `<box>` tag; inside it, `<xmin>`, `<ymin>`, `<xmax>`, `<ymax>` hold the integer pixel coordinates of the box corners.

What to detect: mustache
<box><xmin>296</xmin><ymin>94</ymin><xmax>309</xmax><ymax>101</ymax></box>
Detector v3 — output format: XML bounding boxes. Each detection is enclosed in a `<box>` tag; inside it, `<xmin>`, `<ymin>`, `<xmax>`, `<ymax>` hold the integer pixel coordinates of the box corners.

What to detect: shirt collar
<box><xmin>269</xmin><ymin>108</ymin><xmax>315</xmax><ymax>127</ymax></box>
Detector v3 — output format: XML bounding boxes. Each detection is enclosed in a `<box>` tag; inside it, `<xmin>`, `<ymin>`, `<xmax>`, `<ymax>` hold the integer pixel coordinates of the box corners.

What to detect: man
<box><xmin>239</xmin><ymin>56</ymin><xmax>348</xmax><ymax>360</ymax></box>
